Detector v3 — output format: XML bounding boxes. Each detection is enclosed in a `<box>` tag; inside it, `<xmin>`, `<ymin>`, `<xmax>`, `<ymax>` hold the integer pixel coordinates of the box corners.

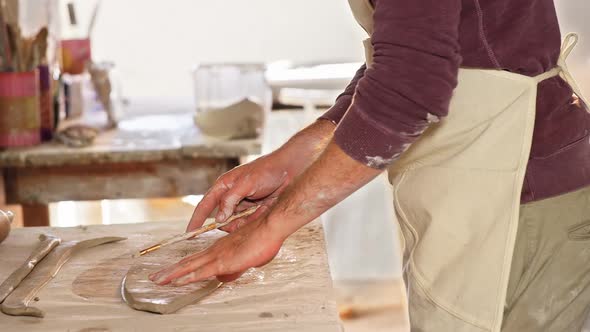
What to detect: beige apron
<box><xmin>347</xmin><ymin>0</ymin><xmax>589</xmax><ymax>331</ymax></box>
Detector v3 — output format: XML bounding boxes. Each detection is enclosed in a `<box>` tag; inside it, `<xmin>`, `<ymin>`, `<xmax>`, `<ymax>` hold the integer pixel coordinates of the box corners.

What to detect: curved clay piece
<box><xmin>0</xmin><ymin>234</ymin><xmax>61</xmax><ymax>303</ymax></box>
<box><xmin>121</xmin><ymin>267</ymin><xmax>222</xmax><ymax>315</ymax></box>
<box><xmin>1</xmin><ymin>236</ymin><xmax>126</xmax><ymax>317</ymax></box>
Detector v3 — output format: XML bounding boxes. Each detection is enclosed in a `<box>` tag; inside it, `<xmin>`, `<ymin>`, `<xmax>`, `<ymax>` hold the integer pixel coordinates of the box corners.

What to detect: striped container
<box><xmin>0</xmin><ymin>70</ymin><xmax>41</xmax><ymax>147</ymax></box>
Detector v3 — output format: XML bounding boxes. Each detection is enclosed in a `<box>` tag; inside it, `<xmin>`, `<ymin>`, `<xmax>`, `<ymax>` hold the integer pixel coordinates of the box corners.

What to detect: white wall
<box><xmin>88</xmin><ymin>0</ymin><xmax>365</xmax><ymax>110</ymax></box>
<box><xmin>82</xmin><ymin>1</ymin><xmax>590</xmax><ymax>112</ymax></box>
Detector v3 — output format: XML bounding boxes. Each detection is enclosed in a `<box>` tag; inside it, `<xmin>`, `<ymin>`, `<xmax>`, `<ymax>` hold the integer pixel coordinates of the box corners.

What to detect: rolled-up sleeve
<box><xmin>333</xmin><ymin>0</ymin><xmax>462</xmax><ymax>169</ymax></box>
<box><xmin>320</xmin><ymin>64</ymin><xmax>367</xmax><ymax>125</ymax></box>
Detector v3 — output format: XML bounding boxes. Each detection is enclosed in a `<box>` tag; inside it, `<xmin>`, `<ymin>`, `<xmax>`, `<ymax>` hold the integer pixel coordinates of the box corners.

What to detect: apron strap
<box><xmin>347</xmin><ymin>0</ymin><xmax>374</xmax><ymax>35</ymax></box>
<box><xmin>557</xmin><ymin>33</ymin><xmax>589</xmax><ymax>108</ymax></box>
<box><xmin>535</xmin><ymin>33</ymin><xmax>589</xmax><ymax>109</ymax></box>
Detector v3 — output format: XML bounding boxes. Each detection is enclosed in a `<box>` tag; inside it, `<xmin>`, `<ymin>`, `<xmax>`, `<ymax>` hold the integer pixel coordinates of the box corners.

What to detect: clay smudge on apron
<box><xmin>426</xmin><ymin>113</ymin><xmax>441</xmax><ymax>123</ymax></box>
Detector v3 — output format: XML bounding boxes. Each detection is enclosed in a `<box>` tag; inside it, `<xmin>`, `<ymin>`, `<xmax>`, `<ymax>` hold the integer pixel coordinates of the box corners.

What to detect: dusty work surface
<box><xmin>0</xmin><ymin>220</ymin><xmax>339</xmax><ymax>331</ymax></box>
<box><xmin>0</xmin><ymin>113</ymin><xmax>260</xmax><ymax>167</ymax></box>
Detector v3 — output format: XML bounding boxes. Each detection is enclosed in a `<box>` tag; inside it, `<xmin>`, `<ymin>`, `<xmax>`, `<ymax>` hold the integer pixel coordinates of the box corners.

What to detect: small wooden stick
<box><xmin>136</xmin><ymin>205</ymin><xmax>260</xmax><ymax>257</ymax></box>
<box><xmin>6</xmin><ymin>24</ymin><xmax>20</xmax><ymax>71</ymax></box>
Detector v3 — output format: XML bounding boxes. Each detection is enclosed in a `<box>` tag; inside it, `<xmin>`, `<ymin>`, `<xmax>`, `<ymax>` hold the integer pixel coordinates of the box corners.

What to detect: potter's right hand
<box><xmin>186</xmin><ymin>153</ymin><xmax>292</xmax><ymax>233</ymax></box>
<box><xmin>186</xmin><ymin>119</ymin><xmax>336</xmax><ymax>233</ymax></box>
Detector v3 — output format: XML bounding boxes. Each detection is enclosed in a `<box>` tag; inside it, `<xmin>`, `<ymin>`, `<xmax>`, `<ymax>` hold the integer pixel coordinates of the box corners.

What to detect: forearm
<box><xmin>330</xmin><ymin>0</ymin><xmax>461</xmax><ymax>170</ymax></box>
<box><xmin>266</xmin><ymin>140</ymin><xmax>383</xmax><ymax>240</ymax></box>
<box><xmin>272</xmin><ymin>119</ymin><xmax>336</xmax><ymax>179</ymax></box>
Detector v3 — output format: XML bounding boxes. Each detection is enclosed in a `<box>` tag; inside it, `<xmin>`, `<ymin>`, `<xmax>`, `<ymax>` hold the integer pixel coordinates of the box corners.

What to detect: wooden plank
<box><xmin>4</xmin><ymin>158</ymin><xmax>238</xmax><ymax>205</ymax></box>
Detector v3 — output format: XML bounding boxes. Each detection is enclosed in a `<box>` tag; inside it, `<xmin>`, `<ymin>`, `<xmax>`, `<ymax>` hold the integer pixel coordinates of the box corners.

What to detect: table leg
<box><xmin>22</xmin><ymin>204</ymin><xmax>50</xmax><ymax>227</ymax></box>
<box><xmin>0</xmin><ymin>170</ymin><xmax>6</xmax><ymax>205</ymax></box>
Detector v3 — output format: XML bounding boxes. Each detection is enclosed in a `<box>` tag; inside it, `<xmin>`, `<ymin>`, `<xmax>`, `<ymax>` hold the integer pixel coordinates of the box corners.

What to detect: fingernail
<box><xmin>155</xmin><ymin>275</ymin><xmax>169</xmax><ymax>285</ymax></box>
<box><xmin>172</xmin><ymin>273</ymin><xmax>194</xmax><ymax>286</ymax></box>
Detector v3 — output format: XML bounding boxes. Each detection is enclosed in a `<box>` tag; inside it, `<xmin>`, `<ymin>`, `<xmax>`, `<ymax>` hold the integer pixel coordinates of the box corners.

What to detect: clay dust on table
<box><xmin>72</xmin><ymin>254</ymin><xmax>133</xmax><ymax>300</ymax></box>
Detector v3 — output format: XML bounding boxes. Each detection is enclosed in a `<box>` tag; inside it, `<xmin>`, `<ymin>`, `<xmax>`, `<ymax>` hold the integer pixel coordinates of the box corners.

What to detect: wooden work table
<box><xmin>0</xmin><ymin>220</ymin><xmax>339</xmax><ymax>331</ymax></box>
<box><xmin>0</xmin><ymin>112</ymin><xmax>260</xmax><ymax>227</ymax></box>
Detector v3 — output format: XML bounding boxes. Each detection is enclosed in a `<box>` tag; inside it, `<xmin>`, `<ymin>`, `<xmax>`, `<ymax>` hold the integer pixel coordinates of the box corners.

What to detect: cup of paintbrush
<box><xmin>0</xmin><ymin>26</ymin><xmax>51</xmax><ymax>147</ymax></box>
<box><xmin>0</xmin><ymin>70</ymin><xmax>41</xmax><ymax>147</ymax></box>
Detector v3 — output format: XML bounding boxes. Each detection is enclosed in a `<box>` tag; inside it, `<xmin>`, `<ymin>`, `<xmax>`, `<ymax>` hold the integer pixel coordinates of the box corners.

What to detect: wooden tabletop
<box><xmin>0</xmin><ymin>220</ymin><xmax>339</xmax><ymax>331</ymax></box>
<box><xmin>0</xmin><ymin>112</ymin><xmax>261</xmax><ymax>168</ymax></box>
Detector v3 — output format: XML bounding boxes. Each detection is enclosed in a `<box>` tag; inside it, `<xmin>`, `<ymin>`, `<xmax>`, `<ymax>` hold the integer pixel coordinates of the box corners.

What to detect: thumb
<box><xmin>215</xmin><ymin>184</ymin><xmax>253</xmax><ymax>223</ymax></box>
<box><xmin>186</xmin><ymin>185</ymin><xmax>227</xmax><ymax>232</ymax></box>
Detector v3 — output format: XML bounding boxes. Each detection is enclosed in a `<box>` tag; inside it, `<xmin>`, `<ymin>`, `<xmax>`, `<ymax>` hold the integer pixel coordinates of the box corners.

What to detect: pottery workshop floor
<box><xmin>8</xmin><ymin>197</ymin><xmax>409</xmax><ymax>332</ymax></box>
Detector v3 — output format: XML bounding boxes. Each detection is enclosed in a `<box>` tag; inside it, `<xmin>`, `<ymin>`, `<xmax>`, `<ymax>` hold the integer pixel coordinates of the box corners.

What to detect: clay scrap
<box><xmin>1</xmin><ymin>236</ymin><xmax>126</xmax><ymax>317</ymax></box>
<box><xmin>0</xmin><ymin>234</ymin><xmax>61</xmax><ymax>303</ymax></box>
<box><xmin>194</xmin><ymin>98</ymin><xmax>265</xmax><ymax>140</ymax></box>
<box><xmin>122</xmin><ymin>264</ymin><xmax>222</xmax><ymax>314</ymax></box>
<box><xmin>122</xmin><ymin>240</ymin><xmax>222</xmax><ymax>314</ymax></box>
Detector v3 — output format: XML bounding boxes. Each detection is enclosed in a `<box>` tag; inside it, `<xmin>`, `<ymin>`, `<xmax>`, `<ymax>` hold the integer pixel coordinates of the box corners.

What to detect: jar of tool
<box><xmin>0</xmin><ymin>70</ymin><xmax>41</xmax><ymax>147</ymax></box>
<box><xmin>60</xmin><ymin>38</ymin><xmax>91</xmax><ymax>75</ymax></box>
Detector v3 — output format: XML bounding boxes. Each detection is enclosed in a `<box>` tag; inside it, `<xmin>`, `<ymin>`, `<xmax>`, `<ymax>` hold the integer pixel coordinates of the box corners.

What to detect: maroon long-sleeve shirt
<box><xmin>321</xmin><ymin>0</ymin><xmax>590</xmax><ymax>203</ymax></box>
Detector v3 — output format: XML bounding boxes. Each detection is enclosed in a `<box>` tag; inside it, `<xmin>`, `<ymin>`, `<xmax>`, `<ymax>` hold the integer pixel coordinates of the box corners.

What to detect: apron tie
<box><xmin>537</xmin><ymin>33</ymin><xmax>589</xmax><ymax>109</ymax></box>
<box><xmin>559</xmin><ymin>33</ymin><xmax>589</xmax><ymax>109</ymax></box>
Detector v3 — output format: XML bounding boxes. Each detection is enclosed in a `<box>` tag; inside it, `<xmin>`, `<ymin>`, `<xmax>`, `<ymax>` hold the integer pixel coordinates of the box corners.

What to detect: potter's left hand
<box><xmin>149</xmin><ymin>217</ymin><xmax>283</xmax><ymax>286</ymax></box>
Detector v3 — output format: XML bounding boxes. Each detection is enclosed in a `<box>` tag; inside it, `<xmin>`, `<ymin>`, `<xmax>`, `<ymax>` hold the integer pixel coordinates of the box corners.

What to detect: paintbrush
<box><xmin>6</xmin><ymin>24</ymin><xmax>20</xmax><ymax>71</ymax></box>
<box><xmin>87</xmin><ymin>1</ymin><xmax>101</xmax><ymax>38</ymax></box>
<box><xmin>136</xmin><ymin>205</ymin><xmax>260</xmax><ymax>257</ymax></box>
<box><xmin>0</xmin><ymin>4</ymin><xmax>12</xmax><ymax>71</ymax></box>
<box><xmin>32</xmin><ymin>27</ymin><xmax>48</xmax><ymax>67</ymax></box>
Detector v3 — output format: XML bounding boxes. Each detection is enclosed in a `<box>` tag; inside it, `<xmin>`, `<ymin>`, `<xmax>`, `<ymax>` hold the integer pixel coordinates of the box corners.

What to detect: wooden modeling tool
<box><xmin>136</xmin><ymin>205</ymin><xmax>260</xmax><ymax>257</ymax></box>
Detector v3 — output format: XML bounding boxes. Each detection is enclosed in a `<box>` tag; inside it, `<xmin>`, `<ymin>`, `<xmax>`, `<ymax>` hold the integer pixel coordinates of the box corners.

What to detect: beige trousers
<box><xmin>503</xmin><ymin>186</ymin><xmax>590</xmax><ymax>332</ymax></box>
<box><xmin>408</xmin><ymin>186</ymin><xmax>590</xmax><ymax>332</ymax></box>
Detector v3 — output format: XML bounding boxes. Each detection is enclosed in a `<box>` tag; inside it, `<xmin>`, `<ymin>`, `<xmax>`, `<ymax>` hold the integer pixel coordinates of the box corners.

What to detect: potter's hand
<box><xmin>186</xmin><ymin>153</ymin><xmax>292</xmax><ymax>233</ymax></box>
<box><xmin>186</xmin><ymin>120</ymin><xmax>336</xmax><ymax>233</ymax></box>
<box><xmin>152</xmin><ymin>131</ymin><xmax>380</xmax><ymax>287</ymax></box>
<box><xmin>150</xmin><ymin>217</ymin><xmax>283</xmax><ymax>285</ymax></box>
